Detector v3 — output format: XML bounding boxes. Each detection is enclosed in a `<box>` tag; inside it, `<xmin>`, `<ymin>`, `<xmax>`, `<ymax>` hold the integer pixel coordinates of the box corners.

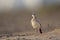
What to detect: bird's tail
<box><xmin>39</xmin><ymin>28</ymin><xmax>42</xmax><ymax>34</ymax></box>
<box><xmin>39</xmin><ymin>24</ymin><xmax>42</xmax><ymax>34</ymax></box>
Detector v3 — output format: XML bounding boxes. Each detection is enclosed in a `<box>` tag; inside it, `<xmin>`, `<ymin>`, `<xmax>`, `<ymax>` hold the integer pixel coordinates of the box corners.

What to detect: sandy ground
<box><xmin>0</xmin><ymin>29</ymin><xmax>60</xmax><ymax>40</ymax></box>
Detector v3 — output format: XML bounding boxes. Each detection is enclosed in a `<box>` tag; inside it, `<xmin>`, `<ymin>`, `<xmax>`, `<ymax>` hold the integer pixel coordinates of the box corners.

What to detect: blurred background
<box><xmin>0</xmin><ymin>0</ymin><xmax>60</xmax><ymax>34</ymax></box>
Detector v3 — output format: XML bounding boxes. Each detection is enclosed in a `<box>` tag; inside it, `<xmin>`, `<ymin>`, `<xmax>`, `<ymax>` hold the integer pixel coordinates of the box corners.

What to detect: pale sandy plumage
<box><xmin>31</xmin><ymin>13</ymin><xmax>42</xmax><ymax>34</ymax></box>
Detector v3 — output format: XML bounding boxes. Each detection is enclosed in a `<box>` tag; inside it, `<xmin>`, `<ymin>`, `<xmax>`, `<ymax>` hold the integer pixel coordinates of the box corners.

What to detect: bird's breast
<box><xmin>31</xmin><ymin>19</ymin><xmax>40</xmax><ymax>29</ymax></box>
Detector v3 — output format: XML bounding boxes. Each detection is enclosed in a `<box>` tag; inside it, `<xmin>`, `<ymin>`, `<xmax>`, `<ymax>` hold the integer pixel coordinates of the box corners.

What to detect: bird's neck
<box><xmin>33</xmin><ymin>16</ymin><xmax>36</xmax><ymax>19</ymax></box>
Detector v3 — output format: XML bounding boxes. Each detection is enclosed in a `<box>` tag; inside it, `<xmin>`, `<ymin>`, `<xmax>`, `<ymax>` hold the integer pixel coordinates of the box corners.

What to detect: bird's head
<box><xmin>32</xmin><ymin>12</ymin><xmax>36</xmax><ymax>19</ymax></box>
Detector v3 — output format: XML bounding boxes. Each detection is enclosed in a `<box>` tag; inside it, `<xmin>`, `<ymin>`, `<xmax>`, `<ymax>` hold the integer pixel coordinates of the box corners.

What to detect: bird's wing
<box><xmin>36</xmin><ymin>18</ymin><xmax>41</xmax><ymax>24</ymax></box>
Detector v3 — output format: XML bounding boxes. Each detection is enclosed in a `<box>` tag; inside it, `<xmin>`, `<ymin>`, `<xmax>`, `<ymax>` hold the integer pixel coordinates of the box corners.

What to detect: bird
<box><xmin>31</xmin><ymin>12</ymin><xmax>42</xmax><ymax>34</ymax></box>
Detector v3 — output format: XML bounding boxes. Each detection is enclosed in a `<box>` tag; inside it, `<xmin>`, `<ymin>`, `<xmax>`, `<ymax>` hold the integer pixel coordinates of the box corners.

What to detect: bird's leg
<box><xmin>35</xmin><ymin>28</ymin><xmax>41</xmax><ymax>35</ymax></box>
<box><xmin>34</xmin><ymin>28</ymin><xmax>37</xmax><ymax>34</ymax></box>
<box><xmin>35</xmin><ymin>28</ymin><xmax>40</xmax><ymax>34</ymax></box>
<box><xmin>37</xmin><ymin>28</ymin><xmax>40</xmax><ymax>34</ymax></box>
